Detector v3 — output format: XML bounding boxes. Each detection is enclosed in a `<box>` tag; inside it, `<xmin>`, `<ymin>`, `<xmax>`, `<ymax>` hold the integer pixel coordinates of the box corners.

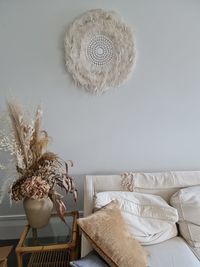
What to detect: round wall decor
<box><xmin>64</xmin><ymin>9</ymin><xmax>136</xmax><ymax>94</ymax></box>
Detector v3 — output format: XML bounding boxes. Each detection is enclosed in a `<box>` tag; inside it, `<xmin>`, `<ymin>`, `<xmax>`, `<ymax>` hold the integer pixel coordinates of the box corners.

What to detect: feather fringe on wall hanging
<box><xmin>64</xmin><ymin>9</ymin><xmax>136</xmax><ymax>94</ymax></box>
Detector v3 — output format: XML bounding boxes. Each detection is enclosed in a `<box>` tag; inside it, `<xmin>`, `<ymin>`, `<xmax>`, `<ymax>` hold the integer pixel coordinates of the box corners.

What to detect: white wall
<box><xmin>0</xmin><ymin>0</ymin><xmax>200</xmax><ymax>223</ymax></box>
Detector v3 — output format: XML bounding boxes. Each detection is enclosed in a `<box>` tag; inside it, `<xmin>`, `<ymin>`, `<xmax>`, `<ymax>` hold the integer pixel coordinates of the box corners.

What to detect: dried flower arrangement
<box><xmin>0</xmin><ymin>100</ymin><xmax>77</xmax><ymax>222</ymax></box>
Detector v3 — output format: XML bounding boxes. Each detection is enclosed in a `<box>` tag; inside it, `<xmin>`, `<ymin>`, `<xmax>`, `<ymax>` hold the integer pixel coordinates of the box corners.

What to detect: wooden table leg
<box><xmin>16</xmin><ymin>251</ymin><xmax>23</xmax><ymax>267</ymax></box>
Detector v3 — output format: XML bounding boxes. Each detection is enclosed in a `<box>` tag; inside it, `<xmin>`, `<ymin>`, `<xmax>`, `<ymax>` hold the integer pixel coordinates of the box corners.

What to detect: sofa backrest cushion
<box><xmin>95</xmin><ymin>191</ymin><xmax>178</xmax><ymax>245</ymax></box>
<box><xmin>170</xmin><ymin>185</ymin><xmax>200</xmax><ymax>260</ymax></box>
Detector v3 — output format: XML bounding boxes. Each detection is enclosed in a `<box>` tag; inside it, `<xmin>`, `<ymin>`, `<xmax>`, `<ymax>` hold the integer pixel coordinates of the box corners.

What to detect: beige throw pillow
<box><xmin>77</xmin><ymin>200</ymin><xmax>148</xmax><ymax>267</ymax></box>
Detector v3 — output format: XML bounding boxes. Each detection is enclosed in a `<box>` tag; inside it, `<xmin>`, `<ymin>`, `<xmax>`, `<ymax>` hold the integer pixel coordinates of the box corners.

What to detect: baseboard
<box><xmin>0</xmin><ymin>211</ymin><xmax>83</xmax><ymax>240</ymax></box>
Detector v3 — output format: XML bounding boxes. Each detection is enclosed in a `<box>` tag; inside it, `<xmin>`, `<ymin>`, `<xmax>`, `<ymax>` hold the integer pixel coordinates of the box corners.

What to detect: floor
<box><xmin>0</xmin><ymin>239</ymin><xmax>18</xmax><ymax>267</ymax></box>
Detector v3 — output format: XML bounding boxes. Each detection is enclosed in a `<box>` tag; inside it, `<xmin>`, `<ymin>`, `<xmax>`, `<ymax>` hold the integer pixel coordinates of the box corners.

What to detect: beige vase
<box><xmin>23</xmin><ymin>197</ymin><xmax>53</xmax><ymax>229</ymax></box>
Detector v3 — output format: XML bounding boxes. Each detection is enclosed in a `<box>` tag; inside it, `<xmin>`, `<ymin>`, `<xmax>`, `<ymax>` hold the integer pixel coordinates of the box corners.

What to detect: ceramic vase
<box><xmin>23</xmin><ymin>197</ymin><xmax>53</xmax><ymax>229</ymax></box>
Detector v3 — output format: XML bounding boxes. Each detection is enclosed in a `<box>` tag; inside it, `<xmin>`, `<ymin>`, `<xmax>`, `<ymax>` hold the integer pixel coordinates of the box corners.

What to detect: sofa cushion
<box><xmin>170</xmin><ymin>185</ymin><xmax>200</xmax><ymax>260</ymax></box>
<box><xmin>121</xmin><ymin>171</ymin><xmax>200</xmax><ymax>202</ymax></box>
<box><xmin>95</xmin><ymin>191</ymin><xmax>178</xmax><ymax>245</ymax></box>
<box><xmin>77</xmin><ymin>200</ymin><xmax>148</xmax><ymax>267</ymax></box>
<box><xmin>72</xmin><ymin>238</ymin><xmax>200</xmax><ymax>267</ymax></box>
<box><xmin>146</xmin><ymin>237</ymin><xmax>200</xmax><ymax>267</ymax></box>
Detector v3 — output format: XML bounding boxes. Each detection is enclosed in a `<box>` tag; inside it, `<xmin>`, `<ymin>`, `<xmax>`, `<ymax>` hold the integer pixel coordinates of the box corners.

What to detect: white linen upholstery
<box><xmin>122</xmin><ymin>171</ymin><xmax>200</xmax><ymax>189</ymax></box>
<box><xmin>82</xmin><ymin>171</ymin><xmax>200</xmax><ymax>257</ymax></box>
<box><xmin>170</xmin><ymin>186</ymin><xmax>200</xmax><ymax>260</ymax></box>
<box><xmin>95</xmin><ymin>191</ymin><xmax>178</xmax><ymax>245</ymax></box>
<box><xmin>146</xmin><ymin>237</ymin><xmax>200</xmax><ymax>267</ymax></box>
<box><xmin>170</xmin><ymin>186</ymin><xmax>200</xmax><ymax>225</ymax></box>
<box><xmin>191</xmin><ymin>247</ymin><xmax>200</xmax><ymax>262</ymax></box>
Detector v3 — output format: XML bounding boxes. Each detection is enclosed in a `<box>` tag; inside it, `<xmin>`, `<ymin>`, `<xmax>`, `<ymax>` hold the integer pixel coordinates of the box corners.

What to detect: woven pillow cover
<box><xmin>77</xmin><ymin>200</ymin><xmax>148</xmax><ymax>267</ymax></box>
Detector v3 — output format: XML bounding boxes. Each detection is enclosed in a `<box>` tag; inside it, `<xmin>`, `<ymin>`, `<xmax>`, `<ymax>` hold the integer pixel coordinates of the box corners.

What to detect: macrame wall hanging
<box><xmin>64</xmin><ymin>9</ymin><xmax>136</xmax><ymax>94</ymax></box>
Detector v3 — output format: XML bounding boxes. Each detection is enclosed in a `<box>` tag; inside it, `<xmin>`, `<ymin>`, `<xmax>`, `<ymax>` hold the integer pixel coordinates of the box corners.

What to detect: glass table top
<box><xmin>23</xmin><ymin>213</ymin><xmax>74</xmax><ymax>247</ymax></box>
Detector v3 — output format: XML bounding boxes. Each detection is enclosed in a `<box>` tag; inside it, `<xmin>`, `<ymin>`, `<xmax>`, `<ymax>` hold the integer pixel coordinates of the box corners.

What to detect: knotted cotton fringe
<box><xmin>121</xmin><ymin>172</ymin><xmax>136</xmax><ymax>191</ymax></box>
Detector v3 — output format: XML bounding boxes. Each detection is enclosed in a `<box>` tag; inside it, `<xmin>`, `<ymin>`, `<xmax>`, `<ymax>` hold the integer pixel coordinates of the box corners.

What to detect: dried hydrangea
<box><xmin>11</xmin><ymin>176</ymin><xmax>50</xmax><ymax>201</ymax></box>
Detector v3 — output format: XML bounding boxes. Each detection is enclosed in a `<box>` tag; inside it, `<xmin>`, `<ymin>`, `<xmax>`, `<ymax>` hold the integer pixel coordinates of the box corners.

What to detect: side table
<box><xmin>15</xmin><ymin>211</ymin><xmax>79</xmax><ymax>267</ymax></box>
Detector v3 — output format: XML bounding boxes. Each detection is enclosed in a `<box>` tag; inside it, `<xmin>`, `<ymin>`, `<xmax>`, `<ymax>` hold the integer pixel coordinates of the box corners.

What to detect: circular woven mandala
<box><xmin>64</xmin><ymin>9</ymin><xmax>136</xmax><ymax>94</ymax></box>
<box><xmin>87</xmin><ymin>35</ymin><xmax>113</xmax><ymax>66</ymax></box>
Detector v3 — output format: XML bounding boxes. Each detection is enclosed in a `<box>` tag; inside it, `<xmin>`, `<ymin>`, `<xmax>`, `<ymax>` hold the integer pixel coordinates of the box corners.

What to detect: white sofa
<box><xmin>81</xmin><ymin>171</ymin><xmax>200</xmax><ymax>267</ymax></box>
